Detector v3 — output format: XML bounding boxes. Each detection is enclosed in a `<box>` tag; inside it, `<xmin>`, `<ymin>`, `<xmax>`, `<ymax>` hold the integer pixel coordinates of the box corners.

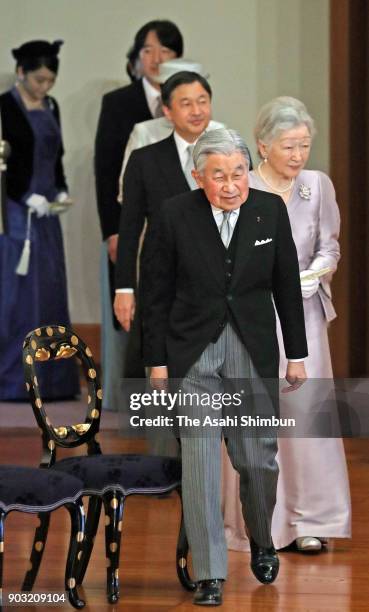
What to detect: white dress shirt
<box><xmin>142</xmin><ymin>77</ymin><xmax>161</xmax><ymax>117</ymax></box>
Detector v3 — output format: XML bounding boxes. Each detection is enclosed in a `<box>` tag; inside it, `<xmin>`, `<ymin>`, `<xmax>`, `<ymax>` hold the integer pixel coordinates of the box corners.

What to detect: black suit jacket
<box><xmin>144</xmin><ymin>188</ymin><xmax>308</xmax><ymax>380</ymax></box>
<box><xmin>94</xmin><ymin>79</ymin><xmax>153</xmax><ymax>240</ymax></box>
<box><xmin>0</xmin><ymin>90</ymin><xmax>67</xmax><ymax>201</ymax></box>
<box><xmin>115</xmin><ymin>134</ymin><xmax>189</xmax><ymax>294</ymax></box>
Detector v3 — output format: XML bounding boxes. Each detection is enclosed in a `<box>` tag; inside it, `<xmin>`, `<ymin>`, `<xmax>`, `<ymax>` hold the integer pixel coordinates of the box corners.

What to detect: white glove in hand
<box><xmin>56</xmin><ymin>191</ymin><xmax>69</xmax><ymax>203</ymax></box>
<box><xmin>49</xmin><ymin>191</ymin><xmax>73</xmax><ymax>215</ymax></box>
<box><xmin>300</xmin><ymin>269</ymin><xmax>319</xmax><ymax>299</ymax></box>
<box><xmin>309</xmin><ymin>256</ymin><xmax>327</xmax><ymax>272</ymax></box>
<box><xmin>26</xmin><ymin>193</ymin><xmax>50</xmax><ymax>217</ymax></box>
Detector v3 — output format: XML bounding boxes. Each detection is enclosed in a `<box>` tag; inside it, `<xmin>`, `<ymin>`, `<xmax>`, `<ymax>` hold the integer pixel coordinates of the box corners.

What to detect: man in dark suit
<box><xmin>114</xmin><ymin>71</ymin><xmax>215</xmax><ymax>334</ymax></box>
<box><xmin>144</xmin><ymin>129</ymin><xmax>308</xmax><ymax>605</ymax></box>
<box><xmin>94</xmin><ymin>20</ymin><xmax>183</xmax><ymax>399</ymax></box>
<box><xmin>95</xmin><ymin>20</ymin><xmax>183</xmax><ymax>250</ymax></box>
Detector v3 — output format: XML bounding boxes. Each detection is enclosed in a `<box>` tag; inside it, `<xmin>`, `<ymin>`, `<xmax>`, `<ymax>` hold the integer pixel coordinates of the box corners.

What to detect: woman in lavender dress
<box><xmin>222</xmin><ymin>97</ymin><xmax>351</xmax><ymax>552</ymax></box>
<box><xmin>0</xmin><ymin>40</ymin><xmax>79</xmax><ymax>400</ymax></box>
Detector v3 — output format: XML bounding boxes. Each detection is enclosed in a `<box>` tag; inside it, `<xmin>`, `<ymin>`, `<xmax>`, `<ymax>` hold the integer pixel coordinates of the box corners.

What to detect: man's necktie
<box><xmin>184</xmin><ymin>144</ymin><xmax>198</xmax><ymax>190</ymax></box>
<box><xmin>153</xmin><ymin>97</ymin><xmax>164</xmax><ymax>118</ymax></box>
<box><xmin>219</xmin><ymin>211</ymin><xmax>232</xmax><ymax>248</ymax></box>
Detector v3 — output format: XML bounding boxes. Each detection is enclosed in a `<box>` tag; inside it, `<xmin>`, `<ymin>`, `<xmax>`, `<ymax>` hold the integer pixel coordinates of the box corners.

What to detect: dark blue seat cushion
<box><xmin>52</xmin><ymin>454</ymin><xmax>181</xmax><ymax>496</ymax></box>
<box><xmin>0</xmin><ymin>466</ymin><xmax>84</xmax><ymax>513</ymax></box>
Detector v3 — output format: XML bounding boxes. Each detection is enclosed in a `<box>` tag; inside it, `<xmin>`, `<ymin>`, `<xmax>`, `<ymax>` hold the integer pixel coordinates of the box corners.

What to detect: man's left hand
<box><xmin>107</xmin><ymin>234</ymin><xmax>119</xmax><ymax>263</ymax></box>
<box><xmin>150</xmin><ymin>366</ymin><xmax>168</xmax><ymax>391</ymax></box>
<box><xmin>282</xmin><ymin>361</ymin><xmax>307</xmax><ymax>393</ymax></box>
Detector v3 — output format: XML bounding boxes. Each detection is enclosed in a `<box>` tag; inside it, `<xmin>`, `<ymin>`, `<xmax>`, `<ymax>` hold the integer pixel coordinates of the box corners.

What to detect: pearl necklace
<box><xmin>257</xmin><ymin>161</ymin><xmax>295</xmax><ymax>194</ymax></box>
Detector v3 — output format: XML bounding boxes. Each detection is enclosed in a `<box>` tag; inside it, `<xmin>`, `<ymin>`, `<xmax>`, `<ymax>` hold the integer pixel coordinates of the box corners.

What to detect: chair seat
<box><xmin>0</xmin><ymin>466</ymin><xmax>84</xmax><ymax>513</ymax></box>
<box><xmin>52</xmin><ymin>454</ymin><xmax>181</xmax><ymax>496</ymax></box>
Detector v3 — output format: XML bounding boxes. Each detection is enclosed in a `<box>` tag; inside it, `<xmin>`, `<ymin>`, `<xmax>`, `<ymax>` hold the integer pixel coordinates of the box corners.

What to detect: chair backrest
<box><xmin>23</xmin><ymin>325</ymin><xmax>102</xmax><ymax>466</ymax></box>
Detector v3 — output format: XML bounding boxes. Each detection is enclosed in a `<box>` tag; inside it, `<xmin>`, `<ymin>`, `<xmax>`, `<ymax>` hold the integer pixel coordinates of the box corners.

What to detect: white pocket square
<box><xmin>254</xmin><ymin>238</ymin><xmax>273</xmax><ymax>246</ymax></box>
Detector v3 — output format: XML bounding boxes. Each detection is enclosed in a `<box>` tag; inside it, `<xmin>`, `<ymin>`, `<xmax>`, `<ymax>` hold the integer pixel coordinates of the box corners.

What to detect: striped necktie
<box><xmin>219</xmin><ymin>211</ymin><xmax>232</xmax><ymax>247</ymax></box>
<box><xmin>153</xmin><ymin>97</ymin><xmax>163</xmax><ymax>118</ymax></box>
<box><xmin>183</xmin><ymin>144</ymin><xmax>197</xmax><ymax>190</ymax></box>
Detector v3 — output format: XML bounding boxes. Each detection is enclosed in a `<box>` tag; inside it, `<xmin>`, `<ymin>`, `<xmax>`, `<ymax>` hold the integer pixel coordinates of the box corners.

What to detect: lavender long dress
<box><xmin>221</xmin><ymin>169</ymin><xmax>351</xmax><ymax>550</ymax></box>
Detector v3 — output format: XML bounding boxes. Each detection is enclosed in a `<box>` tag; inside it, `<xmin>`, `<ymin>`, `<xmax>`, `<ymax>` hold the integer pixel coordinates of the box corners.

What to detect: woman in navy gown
<box><xmin>0</xmin><ymin>40</ymin><xmax>79</xmax><ymax>400</ymax></box>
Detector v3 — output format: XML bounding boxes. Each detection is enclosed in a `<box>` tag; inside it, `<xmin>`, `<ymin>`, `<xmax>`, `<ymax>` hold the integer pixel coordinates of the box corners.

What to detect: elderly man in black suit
<box><xmin>95</xmin><ymin>20</ymin><xmax>183</xmax><ymax>401</ymax></box>
<box><xmin>144</xmin><ymin>129</ymin><xmax>308</xmax><ymax>605</ymax></box>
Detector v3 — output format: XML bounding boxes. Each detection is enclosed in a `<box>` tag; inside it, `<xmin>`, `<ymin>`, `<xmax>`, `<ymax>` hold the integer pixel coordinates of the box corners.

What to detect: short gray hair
<box><xmin>254</xmin><ymin>96</ymin><xmax>316</xmax><ymax>144</ymax></box>
<box><xmin>193</xmin><ymin>128</ymin><xmax>250</xmax><ymax>173</ymax></box>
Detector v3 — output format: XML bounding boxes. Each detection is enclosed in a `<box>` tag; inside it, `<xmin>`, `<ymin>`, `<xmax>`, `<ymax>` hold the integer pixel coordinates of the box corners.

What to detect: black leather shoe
<box><xmin>250</xmin><ymin>538</ymin><xmax>279</xmax><ymax>584</ymax></box>
<box><xmin>193</xmin><ymin>579</ymin><xmax>223</xmax><ymax>606</ymax></box>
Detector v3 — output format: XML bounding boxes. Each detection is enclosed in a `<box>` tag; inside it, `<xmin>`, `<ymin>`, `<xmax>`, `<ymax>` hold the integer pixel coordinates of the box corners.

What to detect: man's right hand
<box><xmin>282</xmin><ymin>361</ymin><xmax>307</xmax><ymax>393</ymax></box>
<box><xmin>107</xmin><ymin>234</ymin><xmax>119</xmax><ymax>263</ymax></box>
<box><xmin>114</xmin><ymin>292</ymin><xmax>135</xmax><ymax>331</ymax></box>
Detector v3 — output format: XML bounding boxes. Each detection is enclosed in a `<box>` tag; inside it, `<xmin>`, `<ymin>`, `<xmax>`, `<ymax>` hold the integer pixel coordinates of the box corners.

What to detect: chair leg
<box><xmin>65</xmin><ymin>501</ymin><xmax>86</xmax><ymax>609</ymax></box>
<box><xmin>103</xmin><ymin>490</ymin><xmax>124</xmax><ymax>604</ymax></box>
<box><xmin>176</xmin><ymin>489</ymin><xmax>196</xmax><ymax>591</ymax></box>
<box><xmin>22</xmin><ymin>512</ymin><xmax>50</xmax><ymax>591</ymax></box>
<box><xmin>75</xmin><ymin>497</ymin><xmax>102</xmax><ymax>585</ymax></box>
<box><xmin>0</xmin><ymin>511</ymin><xmax>5</xmax><ymax>608</ymax></box>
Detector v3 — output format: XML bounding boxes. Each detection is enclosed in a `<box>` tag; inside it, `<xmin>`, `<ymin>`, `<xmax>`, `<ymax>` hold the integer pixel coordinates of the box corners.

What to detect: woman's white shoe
<box><xmin>295</xmin><ymin>537</ymin><xmax>323</xmax><ymax>552</ymax></box>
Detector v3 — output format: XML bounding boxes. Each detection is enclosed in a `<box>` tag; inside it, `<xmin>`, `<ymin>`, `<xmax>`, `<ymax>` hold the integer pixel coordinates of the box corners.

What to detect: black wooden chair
<box><xmin>22</xmin><ymin>325</ymin><xmax>195</xmax><ymax>604</ymax></box>
<box><xmin>0</xmin><ymin>465</ymin><xmax>85</xmax><ymax>609</ymax></box>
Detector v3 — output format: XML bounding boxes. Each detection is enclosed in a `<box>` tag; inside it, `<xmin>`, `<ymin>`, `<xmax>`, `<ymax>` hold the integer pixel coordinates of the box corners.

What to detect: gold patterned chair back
<box><xmin>23</xmin><ymin>325</ymin><xmax>102</xmax><ymax>465</ymax></box>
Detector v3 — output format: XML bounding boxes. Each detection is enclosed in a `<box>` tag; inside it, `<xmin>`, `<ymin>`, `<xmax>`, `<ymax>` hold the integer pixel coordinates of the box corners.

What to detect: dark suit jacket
<box><xmin>0</xmin><ymin>90</ymin><xmax>67</xmax><ymax>201</ymax></box>
<box><xmin>115</xmin><ymin>134</ymin><xmax>189</xmax><ymax>295</ymax></box>
<box><xmin>94</xmin><ymin>79</ymin><xmax>153</xmax><ymax>240</ymax></box>
<box><xmin>143</xmin><ymin>188</ymin><xmax>308</xmax><ymax>380</ymax></box>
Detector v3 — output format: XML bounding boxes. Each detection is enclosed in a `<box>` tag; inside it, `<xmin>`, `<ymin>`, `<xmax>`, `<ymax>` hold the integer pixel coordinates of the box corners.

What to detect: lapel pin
<box><xmin>257</xmin><ymin>216</ymin><xmax>261</xmax><ymax>222</ymax></box>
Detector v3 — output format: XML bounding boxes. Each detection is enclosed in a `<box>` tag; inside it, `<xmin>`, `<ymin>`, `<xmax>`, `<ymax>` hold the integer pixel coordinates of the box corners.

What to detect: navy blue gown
<box><xmin>0</xmin><ymin>89</ymin><xmax>80</xmax><ymax>400</ymax></box>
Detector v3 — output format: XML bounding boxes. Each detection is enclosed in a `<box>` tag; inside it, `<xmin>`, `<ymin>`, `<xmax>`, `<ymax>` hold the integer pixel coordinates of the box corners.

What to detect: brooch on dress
<box><xmin>298</xmin><ymin>184</ymin><xmax>311</xmax><ymax>200</ymax></box>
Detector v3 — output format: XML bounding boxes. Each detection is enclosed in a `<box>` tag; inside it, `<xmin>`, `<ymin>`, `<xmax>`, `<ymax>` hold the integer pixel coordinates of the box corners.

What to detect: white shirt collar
<box><xmin>210</xmin><ymin>204</ymin><xmax>240</xmax><ymax>229</ymax></box>
<box><xmin>142</xmin><ymin>76</ymin><xmax>161</xmax><ymax>117</ymax></box>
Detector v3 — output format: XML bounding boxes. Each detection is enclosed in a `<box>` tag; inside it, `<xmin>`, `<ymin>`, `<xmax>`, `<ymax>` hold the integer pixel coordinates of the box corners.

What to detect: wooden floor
<box><xmin>0</xmin><ymin>430</ymin><xmax>367</xmax><ymax>611</ymax></box>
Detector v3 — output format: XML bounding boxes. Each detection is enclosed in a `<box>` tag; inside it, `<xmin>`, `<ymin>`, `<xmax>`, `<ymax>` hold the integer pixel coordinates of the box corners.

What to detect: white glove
<box><xmin>25</xmin><ymin>193</ymin><xmax>50</xmax><ymax>217</ymax></box>
<box><xmin>56</xmin><ymin>191</ymin><xmax>69</xmax><ymax>203</ymax></box>
<box><xmin>49</xmin><ymin>191</ymin><xmax>73</xmax><ymax>215</ymax></box>
<box><xmin>300</xmin><ymin>269</ymin><xmax>319</xmax><ymax>299</ymax></box>
<box><xmin>309</xmin><ymin>256</ymin><xmax>327</xmax><ymax>272</ymax></box>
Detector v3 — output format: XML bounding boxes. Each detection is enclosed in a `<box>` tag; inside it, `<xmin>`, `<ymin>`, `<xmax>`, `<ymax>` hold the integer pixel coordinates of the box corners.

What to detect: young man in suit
<box><xmin>144</xmin><ymin>129</ymin><xmax>308</xmax><ymax>605</ymax></box>
<box><xmin>114</xmin><ymin>71</ymin><xmax>214</xmax><ymax>331</ymax></box>
<box><xmin>94</xmin><ymin>20</ymin><xmax>183</xmax><ymax>404</ymax></box>
<box><xmin>95</xmin><ymin>20</ymin><xmax>183</xmax><ymax>246</ymax></box>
